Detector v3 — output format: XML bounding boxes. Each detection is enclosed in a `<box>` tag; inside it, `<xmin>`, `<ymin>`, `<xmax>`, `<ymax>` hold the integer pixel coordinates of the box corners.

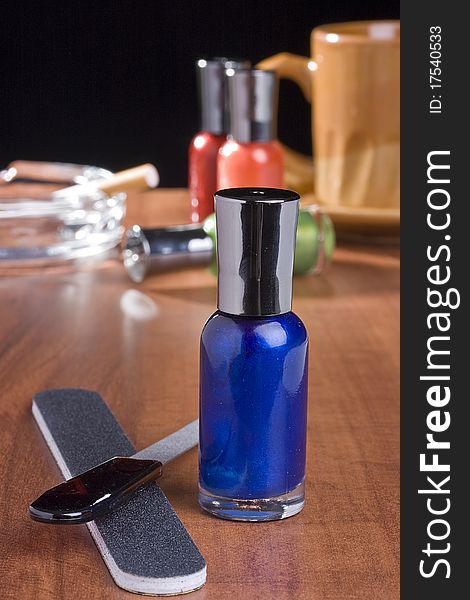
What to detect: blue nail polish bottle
<box><xmin>199</xmin><ymin>188</ymin><xmax>308</xmax><ymax>521</ymax></box>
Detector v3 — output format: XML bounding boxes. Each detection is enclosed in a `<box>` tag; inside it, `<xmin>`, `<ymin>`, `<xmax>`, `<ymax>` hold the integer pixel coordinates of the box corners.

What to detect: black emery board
<box><xmin>32</xmin><ymin>388</ymin><xmax>206</xmax><ymax>596</ymax></box>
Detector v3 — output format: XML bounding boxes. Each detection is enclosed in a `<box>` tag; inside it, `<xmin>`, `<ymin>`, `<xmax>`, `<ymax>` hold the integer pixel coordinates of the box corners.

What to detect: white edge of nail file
<box><xmin>32</xmin><ymin>399</ymin><xmax>205</xmax><ymax>596</ymax></box>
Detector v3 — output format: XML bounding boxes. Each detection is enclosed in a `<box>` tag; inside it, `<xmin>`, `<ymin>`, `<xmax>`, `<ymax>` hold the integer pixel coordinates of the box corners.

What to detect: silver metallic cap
<box><xmin>227</xmin><ymin>69</ymin><xmax>278</xmax><ymax>142</ymax></box>
<box><xmin>215</xmin><ymin>188</ymin><xmax>299</xmax><ymax>316</ymax></box>
<box><xmin>123</xmin><ymin>225</ymin><xmax>213</xmax><ymax>282</ymax></box>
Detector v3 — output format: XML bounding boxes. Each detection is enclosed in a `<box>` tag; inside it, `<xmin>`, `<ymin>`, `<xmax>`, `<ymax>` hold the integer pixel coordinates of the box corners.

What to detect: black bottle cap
<box><xmin>197</xmin><ymin>58</ymin><xmax>250</xmax><ymax>134</ymax></box>
<box><xmin>227</xmin><ymin>69</ymin><xmax>278</xmax><ymax>142</ymax></box>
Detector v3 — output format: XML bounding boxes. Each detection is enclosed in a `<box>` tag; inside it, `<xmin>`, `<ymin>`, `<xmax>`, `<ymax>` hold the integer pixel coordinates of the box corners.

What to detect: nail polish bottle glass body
<box><xmin>198</xmin><ymin>187</ymin><xmax>308</xmax><ymax>522</ymax></box>
<box><xmin>189</xmin><ymin>132</ymin><xmax>226</xmax><ymax>223</ymax></box>
<box><xmin>217</xmin><ymin>139</ymin><xmax>284</xmax><ymax>189</ymax></box>
<box><xmin>199</xmin><ymin>310</ymin><xmax>308</xmax><ymax>520</ymax></box>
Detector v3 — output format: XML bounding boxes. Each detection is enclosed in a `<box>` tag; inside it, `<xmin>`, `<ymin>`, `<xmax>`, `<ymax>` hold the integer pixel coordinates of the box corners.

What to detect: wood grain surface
<box><xmin>0</xmin><ymin>189</ymin><xmax>399</xmax><ymax>600</ymax></box>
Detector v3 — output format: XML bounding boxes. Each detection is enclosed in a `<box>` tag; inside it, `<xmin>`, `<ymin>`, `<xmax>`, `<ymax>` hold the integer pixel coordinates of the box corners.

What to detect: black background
<box><xmin>1</xmin><ymin>0</ymin><xmax>399</xmax><ymax>186</ymax></box>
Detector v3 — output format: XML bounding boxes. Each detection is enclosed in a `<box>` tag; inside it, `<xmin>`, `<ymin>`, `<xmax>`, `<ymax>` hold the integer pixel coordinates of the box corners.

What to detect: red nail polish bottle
<box><xmin>189</xmin><ymin>58</ymin><xmax>248</xmax><ymax>223</ymax></box>
<box><xmin>217</xmin><ymin>70</ymin><xmax>284</xmax><ymax>189</ymax></box>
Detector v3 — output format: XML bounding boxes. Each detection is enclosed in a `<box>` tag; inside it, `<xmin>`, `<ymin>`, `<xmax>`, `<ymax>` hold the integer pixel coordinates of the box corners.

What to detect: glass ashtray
<box><xmin>0</xmin><ymin>160</ymin><xmax>126</xmax><ymax>266</ymax></box>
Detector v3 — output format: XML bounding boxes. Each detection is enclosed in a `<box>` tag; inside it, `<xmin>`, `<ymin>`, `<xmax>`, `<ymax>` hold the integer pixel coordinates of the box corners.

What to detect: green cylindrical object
<box><xmin>123</xmin><ymin>205</ymin><xmax>335</xmax><ymax>282</ymax></box>
<box><xmin>203</xmin><ymin>204</ymin><xmax>335</xmax><ymax>276</ymax></box>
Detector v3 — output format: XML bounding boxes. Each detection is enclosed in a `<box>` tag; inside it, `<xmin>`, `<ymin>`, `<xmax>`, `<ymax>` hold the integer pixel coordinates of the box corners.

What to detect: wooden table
<box><xmin>0</xmin><ymin>190</ymin><xmax>400</xmax><ymax>599</ymax></box>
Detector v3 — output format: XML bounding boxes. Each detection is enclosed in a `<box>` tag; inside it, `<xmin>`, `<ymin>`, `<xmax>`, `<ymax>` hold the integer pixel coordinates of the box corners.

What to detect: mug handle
<box><xmin>257</xmin><ymin>53</ymin><xmax>314</xmax><ymax>194</ymax></box>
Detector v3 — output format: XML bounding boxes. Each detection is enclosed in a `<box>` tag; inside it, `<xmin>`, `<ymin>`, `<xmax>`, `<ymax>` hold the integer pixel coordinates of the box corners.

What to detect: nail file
<box><xmin>32</xmin><ymin>388</ymin><xmax>206</xmax><ymax>596</ymax></box>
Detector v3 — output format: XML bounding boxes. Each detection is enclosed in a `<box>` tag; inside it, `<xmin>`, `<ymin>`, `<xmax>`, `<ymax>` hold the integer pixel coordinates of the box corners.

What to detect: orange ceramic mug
<box><xmin>258</xmin><ymin>20</ymin><xmax>400</xmax><ymax>210</ymax></box>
